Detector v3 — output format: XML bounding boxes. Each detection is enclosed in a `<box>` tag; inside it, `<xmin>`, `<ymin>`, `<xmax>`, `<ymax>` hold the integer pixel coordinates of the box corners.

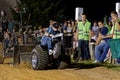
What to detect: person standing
<box><xmin>110</xmin><ymin>11</ymin><xmax>120</xmax><ymax>64</ymax></box>
<box><xmin>8</xmin><ymin>19</ymin><xmax>14</xmax><ymax>32</ymax></box>
<box><xmin>0</xmin><ymin>25</ymin><xmax>2</xmax><ymax>42</ymax></box>
<box><xmin>90</xmin><ymin>21</ymin><xmax>99</xmax><ymax>42</ymax></box>
<box><xmin>72</xmin><ymin>20</ymin><xmax>78</xmax><ymax>51</ymax></box>
<box><xmin>4</xmin><ymin>29</ymin><xmax>10</xmax><ymax>49</ymax></box>
<box><xmin>61</xmin><ymin>21</ymin><xmax>68</xmax><ymax>33</ymax></box>
<box><xmin>66</xmin><ymin>22</ymin><xmax>73</xmax><ymax>33</ymax></box>
<box><xmin>110</xmin><ymin>11</ymin><xmax>120</xmax><ymax>39</ymax></box>
<box><xmin>77</xmin><ymin>13</ymin><xmax>91</xmax><ymax>60</ymax></box>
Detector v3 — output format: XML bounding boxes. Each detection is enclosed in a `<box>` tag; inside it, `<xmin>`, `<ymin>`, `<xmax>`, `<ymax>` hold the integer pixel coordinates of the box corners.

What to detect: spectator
<box><xmin>2</xmin><ymin>18</ymin><xmax>8</xmax><ymax>34</ymax></box>
<box><xmin>49</xmin><ymin>20</ymin><xmax>55</xmax><ymax>28</ymax></box>
<box><xmin>61</xmin><ymin>21</ymin><xmax>68</xmax><ymax>33</ymax></box>
<box><xmin>3</xmin><ymin>29</ymin><xmax>10</xmax><ymax>49</ymax></box>
<box><xmin>110</xmin><ymin>11</ymin><xmax>120</xmax><ymax>64</ymax></box>
<box><xmin>77</xmin><ymin>13</ymin><xmax>91</xmax><ymax>61</ymax></box>
<box><xmin>0</xmin><ymin>25</ymin><xmax>2</xmax><ymax>42</ymax></box>
<box><xmin>38</xmin><ymin>25</ymin><xmax>44</xmax><ymax>37</ymax></box>
<box><xmin>8</xmin><ymin>18</ymin><xmax>14</xmax><ymax>32</ymax></box>
<box><xmin>72</xmin><ymin>20</ymin><xmax>78</xmax><ymax>50</ymax></box>
<box><xmin>66</xmin><ymin>22</ymin><xmax>73</xmax><ymax>33</ymax></box>
<box><xmin>90</xmin><ymin>21</ymin><xmax>99</xmax><ymax>42</ymax></box>
<box><xmin>93</xmin><ymin>21</ymin><xmax>112</xmax><ymax>63</ymax></box>
<box><xmin>104</xmin><ymin>19</ymin><xmax>112</xmax><ymax>34</ymax></box>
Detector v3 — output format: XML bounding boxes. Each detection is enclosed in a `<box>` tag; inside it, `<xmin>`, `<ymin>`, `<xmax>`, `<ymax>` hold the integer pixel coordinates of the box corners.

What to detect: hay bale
<box><xmin>17</xmin><ymin>62</ymin><xmax>32</xmax><ymax>69</ymax></box>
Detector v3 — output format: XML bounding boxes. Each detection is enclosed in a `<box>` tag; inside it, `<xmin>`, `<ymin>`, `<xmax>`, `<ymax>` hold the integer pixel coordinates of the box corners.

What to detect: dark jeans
<box><xmin>4</xmin><ymin>38</ymin><xmax>9</xmax><ymax>49</ymax></box>
<box><xmin>78</xmin><ymin>40</ymin><xmax>90</xmax><ymax>60</ymax></box>
<box><xmin>117</xmin><ymin>58</ymin><xmax>120</xmax><ymax>64</ymax></box>
<box><xmin>0</xmin><ymin>32</ymin><xmax>2</xmax><ymax>42</ymax></box>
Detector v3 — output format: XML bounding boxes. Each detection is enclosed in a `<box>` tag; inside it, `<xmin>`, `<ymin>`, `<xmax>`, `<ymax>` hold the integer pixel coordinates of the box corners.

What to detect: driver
<box><xmin>40</xmin><ymin>22</ymin><xmax>60</xmax><ymax>55</ymax></box>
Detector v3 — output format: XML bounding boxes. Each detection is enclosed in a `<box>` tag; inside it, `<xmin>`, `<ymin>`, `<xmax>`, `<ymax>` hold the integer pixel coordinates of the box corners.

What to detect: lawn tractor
<box><xmin>31</xmin><ymin>32</ymin><xmax>74</xmax><ymax>70</ymax></box>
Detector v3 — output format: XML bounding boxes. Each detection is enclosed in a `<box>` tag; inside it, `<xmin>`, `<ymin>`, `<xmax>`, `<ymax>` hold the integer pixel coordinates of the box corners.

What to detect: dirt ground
<box><xmin>0</xmin><ymin>59</ymin><xmax>120</xmax><ymax>80</ymax></box>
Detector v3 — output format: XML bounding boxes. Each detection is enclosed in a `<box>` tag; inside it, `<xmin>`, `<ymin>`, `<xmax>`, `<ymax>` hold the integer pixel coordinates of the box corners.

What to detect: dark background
<box><xmin>62</xmin><ymin>0</ymin><xmax>120</xmax><ymax>22</ymax></box>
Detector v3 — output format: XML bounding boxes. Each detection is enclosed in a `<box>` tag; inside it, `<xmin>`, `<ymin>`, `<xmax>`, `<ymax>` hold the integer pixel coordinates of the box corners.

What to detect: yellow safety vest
<box><xmin>78</xmin><ymin>21</ymin><xmax>91</xmax><ymax>40</ymax></box>
<box><xmin>113</xmin><ymin>18</ymin><xmax>120</xmax><ymax>39</ymax></box>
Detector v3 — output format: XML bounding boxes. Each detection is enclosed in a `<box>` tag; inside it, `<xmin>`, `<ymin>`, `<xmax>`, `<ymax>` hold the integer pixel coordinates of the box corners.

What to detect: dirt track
<box><xmin>0</xmin><ymin>61</ymin><xmax>120</xmax><ymax>80</ymax></box>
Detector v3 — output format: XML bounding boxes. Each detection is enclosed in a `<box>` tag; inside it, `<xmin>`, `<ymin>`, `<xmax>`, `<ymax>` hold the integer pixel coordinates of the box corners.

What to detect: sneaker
<box><xmin>49</xmin><ymin>49</ymin><xmax>55</xmax><ymax>55</ymax></box>
<box><xmin>115</xmin><ymin>62</ymin><xmax>120</xmax><ymax>66</ymax></box>
<box><xmin>49</xmin><ymin>49</ymin><xmax>53</xmax><ymax>55</ymax></box>
<box><xmin>93</xmin><ymin>60</ymin><xmax>99</xmax><ymax>63</ymax></box>
<box><xmin>104</xmin><ymin>57</ymin><xmax>108</xmax><ymax>62</ymax></box>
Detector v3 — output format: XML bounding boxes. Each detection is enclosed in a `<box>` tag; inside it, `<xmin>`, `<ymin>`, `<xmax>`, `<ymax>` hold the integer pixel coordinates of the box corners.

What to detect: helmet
<box><xmin>53</xmin><ymin>23</ymin><xmax>59</xmax><ymax>29</ymax></box>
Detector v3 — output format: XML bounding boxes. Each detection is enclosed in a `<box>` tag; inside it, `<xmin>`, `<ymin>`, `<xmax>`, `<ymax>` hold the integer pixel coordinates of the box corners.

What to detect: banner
<box><xmin>116</xmin><ymin>2</ymin><xmax>120</xmax><ymax>18</ymax></box>
<box><xmin>75</xmin><ymin>7</ymin><xmax>83</xmax><ymax>20</ymax></box>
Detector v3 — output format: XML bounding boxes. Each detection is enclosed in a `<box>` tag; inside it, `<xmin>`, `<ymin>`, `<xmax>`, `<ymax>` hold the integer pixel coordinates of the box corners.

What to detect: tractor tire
<box><xmin>31</xmin><ymin>46</ymin><xmax>49</xmax><ymax>70</ymax></box>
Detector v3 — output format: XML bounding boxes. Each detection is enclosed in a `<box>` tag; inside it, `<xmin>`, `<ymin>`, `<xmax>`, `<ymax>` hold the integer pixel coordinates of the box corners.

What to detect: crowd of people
<box><xmin>0</xmin><ymin>17</ymin><xmax>46</xmax><ymax>52</ymax></box>
<box><xmin>0</xmin><ymin>18</ymin><xmax>15</xmax><ymax>50</ymax></box>
<box><xmin>76</xmin><ymin>11</ymin><xmax>120</xmax><ymax>64</ymax></box>
<box><xmin>0</xmin><ymin>10</ymin><xmax>120</xmax><ymax>64</ymax></box>
<box><xmin>39</xmin><ymin>10</ymin><xmax>120</xmax><ymax>65</ymax></box>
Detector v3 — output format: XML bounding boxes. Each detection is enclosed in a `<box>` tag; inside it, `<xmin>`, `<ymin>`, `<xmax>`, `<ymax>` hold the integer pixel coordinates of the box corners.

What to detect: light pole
<box><xmin>14</xmin><ymin>7</ymin><xmax>26</xmax><ymax>44</ymax></box>
<box><xmin>19</xmin><ymin>11</ymin><xmax>25</xmax><ymax>28</ymax></box>
<box><xmin>14</xmin><ymin>7</ymin><xmax>26</xmax><ymax>29</ymax></box>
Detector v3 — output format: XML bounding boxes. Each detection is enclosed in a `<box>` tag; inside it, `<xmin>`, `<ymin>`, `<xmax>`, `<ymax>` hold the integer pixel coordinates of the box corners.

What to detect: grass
<box><xmin>70</xmin><ymin>59</ymin><xmax>120</xmax><ymax>71</ymax></box>
<box><xmin>103</xmin><ymin>63</ymin><xmax>120</xmax><ymax>71</ymax></box>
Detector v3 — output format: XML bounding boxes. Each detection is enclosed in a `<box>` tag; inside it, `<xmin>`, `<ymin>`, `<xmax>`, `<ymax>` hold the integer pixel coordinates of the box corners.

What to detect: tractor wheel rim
<box><xmin>32</xmin><ymin>53</ymin><xmax>37</xmax><ymax>68</ymax></box>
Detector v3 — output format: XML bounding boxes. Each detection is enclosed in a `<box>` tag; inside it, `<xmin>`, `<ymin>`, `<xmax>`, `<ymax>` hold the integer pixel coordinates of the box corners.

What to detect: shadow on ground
<box><xmin>67</xmin><ymin>62</ymin><xmax>102</xmax><ymax>70</ymax></box>
<box><xmin>46</xmin><ymin>61</ymin><xmax>103</xmax><ymax>70</ymax></box>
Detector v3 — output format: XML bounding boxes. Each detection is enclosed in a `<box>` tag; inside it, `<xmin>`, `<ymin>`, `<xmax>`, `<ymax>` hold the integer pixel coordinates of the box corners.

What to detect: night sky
<box><xmin>62</xmin><ymin>0</ymin><xmax>120</xmax><ymax>22</ymax></box>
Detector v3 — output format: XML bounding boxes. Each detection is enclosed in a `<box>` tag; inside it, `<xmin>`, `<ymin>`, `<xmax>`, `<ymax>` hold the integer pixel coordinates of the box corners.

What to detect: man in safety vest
<box><xmin>77</xmin><ymin>13</ymin><xmax>91</xmax><ymax>61</ymax></box>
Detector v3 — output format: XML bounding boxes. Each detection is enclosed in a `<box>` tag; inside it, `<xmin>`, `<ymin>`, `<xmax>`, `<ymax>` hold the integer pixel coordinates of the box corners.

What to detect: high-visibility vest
<box><xmin>113</xmin><ymin>18</ymin><xmax>120</xmax><ymax>39</ymax></box>
<box><xmin>105</xmin><ymin>24</ymin><xmax>111</xmax><ymax>34</ymax></box>
<box><xmin>78</xmin><ymin>21</ymin><xmax>91</xmax><ymax>40</ymax></box>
